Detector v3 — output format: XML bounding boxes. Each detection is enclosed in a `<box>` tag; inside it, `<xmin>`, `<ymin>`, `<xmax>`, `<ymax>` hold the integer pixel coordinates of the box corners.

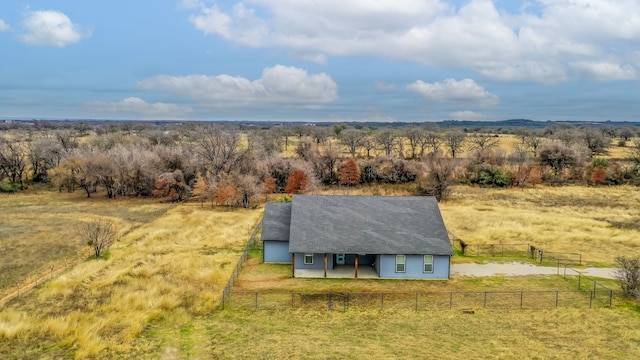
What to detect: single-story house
<box><xmin>261</xmin><ymin>195</ymin><xmax>453</xmax><ymax>279</ymax></box>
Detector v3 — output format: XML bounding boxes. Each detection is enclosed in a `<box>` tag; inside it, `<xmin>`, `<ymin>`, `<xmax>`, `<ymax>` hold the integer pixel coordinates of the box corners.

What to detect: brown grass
<box><xmin>0</xmin><ymin>201</ymin><xmax>262</xmax><ymax>358</ymax></box>
<box><xmin>440</xmin><ymin>185</ymin><xmax>640</xmax><ymax>265</ymax></box>
<box><xmin>0</xmin><ymin>190</ymin><xmax>173</xmax><ymax>291</ymax></box>
<box><xmin>2</xmin><ymin>185</ymin><xmax>640</xmax><ymax>358</ymax></box>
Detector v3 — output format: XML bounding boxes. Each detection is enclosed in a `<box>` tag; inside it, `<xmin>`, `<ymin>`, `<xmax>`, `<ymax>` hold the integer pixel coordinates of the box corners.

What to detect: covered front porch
<box><xmin>294</xmin><ymin>264</ymin><xmax>379</xmax><ymax>279</ymax></box>
<box><xmin>292</xmin><ymin>253</ymin><xmax>379</xmax><ymax>278</ymax></box>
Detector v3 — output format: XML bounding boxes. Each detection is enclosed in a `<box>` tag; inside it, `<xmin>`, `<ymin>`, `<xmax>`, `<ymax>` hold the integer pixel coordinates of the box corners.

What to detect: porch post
<box><xmin>324</xmin><ymin>253</ymin><xmax>327</xmax><ymax>278</ymax></box>
<box><xmin>355</xmin><ymin>255</ymin><xmax>359</xmax><ymax>278</ymax></box>
<box><xmin>291</xmin><ymin>253</ymin><xmax>295</xmax><ymax>278</ymax></box>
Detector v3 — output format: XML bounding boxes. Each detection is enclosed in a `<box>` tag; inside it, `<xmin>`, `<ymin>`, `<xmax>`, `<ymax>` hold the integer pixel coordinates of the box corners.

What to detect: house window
<box><xmin>304</xmin><ymin>253</ymin><xmax>314</xmax><ymax>265</ymax></box>
<box><xmin>395</xmin><ymin>255</ymin><xmax>406</xmax><ymax>273</ymax></box>
<box><xmin>424</xmin><ymin>255</ymin><xmax>434</xmax><ymax>273</ymax></box>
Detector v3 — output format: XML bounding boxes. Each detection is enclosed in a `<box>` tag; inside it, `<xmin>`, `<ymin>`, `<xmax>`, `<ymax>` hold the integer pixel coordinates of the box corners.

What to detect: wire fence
<box><xmin>0</xmin><ymin>246</ymin><xmax>95</xmax><ymax>306</ymax></box>
<box><xmin>450</xmin><ymin>236</ymin><xmax>582</xmax><ymax>265</ymax></box>
<box><xmin>224</xmin><ymin>288</ymin><xmax>612</xmax><ymax>311</ymax></box>
<box><xmin>221</xmin><ymin>220</ymin><xmax>262</xmax><ymax>309</ymax></box>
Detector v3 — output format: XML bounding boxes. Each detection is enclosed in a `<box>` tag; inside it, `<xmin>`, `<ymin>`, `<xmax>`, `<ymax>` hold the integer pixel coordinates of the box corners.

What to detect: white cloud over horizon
<box><xmin>0</xmin><ymin>19</ymin><xmax>10</xmax><ymax>32</ymax></box>
<box><xmin>137</xmin><ymin>65</ymin><xmax>338</xmax><ymax>109</ymax></box>
<box><xmin>19</xmin><ymin>10</ymin><xmax>91</xmax><ymax>47</ymax></box>
<box><xmin>407</xmin><ymin>78</ymin><xmax>499</xmax><ymax>108</ymax></box>
<box><xmin>83</xmin><ymin>97</ymin><xmax>194</xmax><ymax>120</ymax></box>
<box><xmin>186</xmin><ymin>0</ymin><xmax>640</xmax><ymax>83</ymax></box>
<box><xmin>449</xmin><ymin>110</ymin><xmax>494</xmax><ymax>121</ymax></box>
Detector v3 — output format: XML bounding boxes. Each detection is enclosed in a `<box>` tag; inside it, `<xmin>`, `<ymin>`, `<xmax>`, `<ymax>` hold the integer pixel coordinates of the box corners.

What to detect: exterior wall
<box><xmin>378</xmin><ymin>254</ymin><xmax>450</xmax><ymax>279</ymax></box>
<box><xmin>294</xmin><ymin>252</ymin><xmax>334</xmax><ymax>270</ymax></box>
<box><xmin>263</xmin><ymin>241</ymin><xmax>291</xmax><ymax>263</ymax></box>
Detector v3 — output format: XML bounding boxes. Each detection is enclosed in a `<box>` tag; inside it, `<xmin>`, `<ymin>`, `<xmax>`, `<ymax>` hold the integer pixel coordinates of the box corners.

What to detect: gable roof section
<box><xmin>288</xmin><ymin>195</ymin><xmax>452</xmax><ymax>255</ymax></box>
<box><xmin>260</xmin><ymin>202</ymin><xmax>292</xmax><ymax>241</ymax></box>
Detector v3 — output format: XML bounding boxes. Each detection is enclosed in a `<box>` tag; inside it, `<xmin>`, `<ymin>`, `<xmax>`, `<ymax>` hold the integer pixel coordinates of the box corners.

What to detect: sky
<box><xmin>1</xmin><ymin>0</ymin><xmax>640</xmax><ymax>123</ymax></box>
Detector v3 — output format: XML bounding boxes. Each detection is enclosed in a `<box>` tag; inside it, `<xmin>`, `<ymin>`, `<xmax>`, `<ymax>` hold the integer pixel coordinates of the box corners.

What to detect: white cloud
<box><xmin>138</xmin><ymin>65</ymin><xmax>338</xmax><ymax>108</ymax></box>
<box><xmin>570</xmin><ymin>61</ymin><xmax>637</xmax><ymax>81</ymax></box>
<box><xmin>375</xmin><ymin>81</ymin><xmax>396</xmax><ymax>91</ymax></box>
<box><xmin>449</xmin><ymin>110</ymin><xmax>494</xmax><ymax>121</ymax></box>
<box><xmin>186</xmin><ymin>0</ymin><xmax>640</xmax><ymax>83</ymax></box>
<box><xmin>20</xmin><ymin>10</ymin><xmax>91</xmax><ymax>47</ymax></box>
<box><xmin>407</xmin><ymin>78</ymin><xmax>499</xmax><ymax>107</ymax></box>
<box><xmin>84</xmin><ymin>98</ymin><xmax>194</xmax><ymax>120</ymax></box>
<box><xmin>0</xmin><ymin>19</ymin><xmax>10</xmax><ymax>32</ymax></box>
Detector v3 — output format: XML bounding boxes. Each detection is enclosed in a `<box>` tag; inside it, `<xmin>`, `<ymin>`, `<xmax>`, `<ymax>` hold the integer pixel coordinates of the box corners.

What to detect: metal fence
<box><xmin>224</xmin><ymin>289</ymin><xmax>612</xmax><ymax>311</ymax></box>
<box><xmin>450</xmin><ymin>237</ymin><xmax>582</xmax><ymax>266</ymax></box>
<box><xmin>221</xmin><ymin>220</ymin><xmax>262</xmax><ymax>309</ymax></box>
<box><xmin>0</xmin><ymin>246</ymin><xmax>95</xmax><ymax>306</ymax></box>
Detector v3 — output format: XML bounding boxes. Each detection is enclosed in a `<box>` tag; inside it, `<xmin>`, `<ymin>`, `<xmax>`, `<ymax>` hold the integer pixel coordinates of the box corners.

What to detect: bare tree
<box><xmin>537</xmin><ymin>143</ymin><xmax>579</xmax><ymax>178</ymax></box>
<box><xmin>615</xmin><ymin>256</ymin><xmax>640</xmax><ymax>298</ymax></box>
<box><xmin>193</xmin><ymin>125</ymin><xmax>240</xmax><ymax>174</ymax></box>
<box><xmin>442</xmin><ymin>130</ymin><xmax>466</xmax><ymax>158</ymax></box>
<box><xmin>404</xmin><ymin>128</ymin><xmax>425</xmax><ymax>159</ymax></box>
<box><xmin>419</xmin><ymin>131</ymin><xmax>442</xmax><ymax>156</ymax></box>
<box><xmin>77</xmin><ymin>220</ymin><xmax>117</xmax><ymax>258</ymax></box>
<box><xmin>467</xmin><ymin>133</ymin><xmax>499</xmax><ymax>151</ymax></box>
<box><xmin>374</xmin><ymin>129</ymin><xmax>398</xmax><ymax>156</ymax></box>
<box><xmin>580</xmin><ymin>127</ymin><xmax>608</xmax><ymax>158</ymax></box>
<box><xmin>311</xmin><ymin>127</ymin><xmax>332</xmax><ymax>145</ymax></box>
<box><xmin>339</xmin><ymin>129</ymin><xmax>365</xmax><ymax>157</ymax></box>
<box><xmin>361</xmin><ymin>135</ymin><xmax>377</xmax><ymax>158</ymax></box>
<box><xmin>418</xmin><ymin>153</ymin><xmax>457</xmax><ymax>202</ymax></box>
<box><xmin>0</xmin><ymin>138</ymin><xmax>27</xmax><ymax>189</ymax></box>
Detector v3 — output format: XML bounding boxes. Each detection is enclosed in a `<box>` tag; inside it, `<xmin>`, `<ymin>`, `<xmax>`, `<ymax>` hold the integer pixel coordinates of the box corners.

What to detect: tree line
<box><xmin>1</xmin><ymin>121</ymin><xmax>640</xmax><ymax>203</ymax></box>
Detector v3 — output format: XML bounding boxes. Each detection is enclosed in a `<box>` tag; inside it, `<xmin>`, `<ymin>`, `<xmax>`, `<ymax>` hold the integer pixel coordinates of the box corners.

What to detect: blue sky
<box><xmin>1</xmin><ymin>0</ymin><xmax>639</xmax><ymax>122</ymax></box>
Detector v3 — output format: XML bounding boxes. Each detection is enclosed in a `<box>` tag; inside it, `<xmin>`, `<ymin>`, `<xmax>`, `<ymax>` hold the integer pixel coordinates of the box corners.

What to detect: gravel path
<box><xmin>451</xmin><ymin>262</ymin><xmax>617</xmax><ymax>279</ymax></box>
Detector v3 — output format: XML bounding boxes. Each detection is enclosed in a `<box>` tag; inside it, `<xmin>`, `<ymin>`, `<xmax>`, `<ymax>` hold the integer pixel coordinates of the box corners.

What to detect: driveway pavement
<box><xmin>451</xmin><ymin>262</ymin><xmax>617</xmax><ymax>279</ymax></box>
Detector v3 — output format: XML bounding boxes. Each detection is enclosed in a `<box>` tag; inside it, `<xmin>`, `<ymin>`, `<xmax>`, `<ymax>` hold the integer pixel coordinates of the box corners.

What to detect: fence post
<box><xmin>539</xmin><ymin>251</ymin><xmax>543</xmax><ymax>264</ymax></box>
<box><xmin>483</xmin><ymin>292</ymin><xmax>487</xmax><ymax>308</ymax></box>
<box><xmin>579</xmin><ymin>254</ymin><xmax>582</xmax><ymax>265</ymax></box>
<box><xmin>589</xmin><ymin>291</ymin><xmax>593</xmax><ymax>308</ymax></box>
<box><xmin>381</xmin><ymin>293</ymin><xmax>384</xmax><ymax>310</ymax></box>
<box><xmin>520</xmin><ymin>291</ymin><xmax>523</xmax><ymax>309</ymax></box>
<box><xmin>555</xmin><ymin>291</ymin><xmax>559</xmax><ymax>307</ymax></box>
<box><xmin>609</xmin><ymin>290</ymin><xmax>613</xmax><ymax>307</ymax></box>
<box><xmin>255</xmin><ymin>292</ymin><xmax>258</xmax><ymax>310</ymax></box>
<box><xmin>291</xmin><ymin>293</ymin><xmax>294</xmax><ymax>308</ymax></box>
<box><xmin>578</xmin><ymin>274</ymin><xmax>581</xmax><ymax>289</ymax></box>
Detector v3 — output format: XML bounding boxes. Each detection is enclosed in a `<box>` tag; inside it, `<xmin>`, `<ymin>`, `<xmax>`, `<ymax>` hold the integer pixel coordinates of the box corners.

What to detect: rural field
<box><xmin>1</xmin><ymin>184</ymin><xmax>640</xmax><ymax>358</ymax></box>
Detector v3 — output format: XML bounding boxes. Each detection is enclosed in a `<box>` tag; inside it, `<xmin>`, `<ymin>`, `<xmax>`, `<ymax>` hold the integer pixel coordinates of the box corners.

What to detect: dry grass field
<box><xmin>440</xmin><ymin>185</ymin><xmax>640</xmax><ymax>265</ymax></box>
<box><xmin>0</xmin><ymin>197</ymin><xmax>262</xmax><ymax>359</ymax></box>
<box><xmin>0</xmin><ymin>191</ymin><xmax>174</xmax><ymax>292</ymax></box>
<box><xmin>1</xmin><ymin>184</ymin><xmax>640</xmax><ymax>358</ymax></box>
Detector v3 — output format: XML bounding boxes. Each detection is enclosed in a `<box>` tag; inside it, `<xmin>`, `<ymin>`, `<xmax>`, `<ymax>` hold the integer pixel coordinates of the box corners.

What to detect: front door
<box><xmin>336</xmin><ymin>253</ymin><xmax>346</xmax><ymax>265</ymax></box>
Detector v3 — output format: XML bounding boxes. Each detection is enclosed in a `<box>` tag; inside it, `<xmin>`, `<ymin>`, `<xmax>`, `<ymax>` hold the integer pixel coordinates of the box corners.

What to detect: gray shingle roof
<box><xmin>260</xmin><ymin>202</ymin><xmax>292</xmax><ymax>241</ymax></box>
<box><xmin>287</xmin><ymin>195</ymin><xmax>452</xmax><ymax>255</ymax></box>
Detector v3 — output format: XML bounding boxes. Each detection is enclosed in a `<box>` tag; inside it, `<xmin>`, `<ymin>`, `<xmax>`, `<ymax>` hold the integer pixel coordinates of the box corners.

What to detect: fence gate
<box><xmin>328</xmin><ymin>293</ymin><xmax>347</xmax><ymax>312</ymax></box>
